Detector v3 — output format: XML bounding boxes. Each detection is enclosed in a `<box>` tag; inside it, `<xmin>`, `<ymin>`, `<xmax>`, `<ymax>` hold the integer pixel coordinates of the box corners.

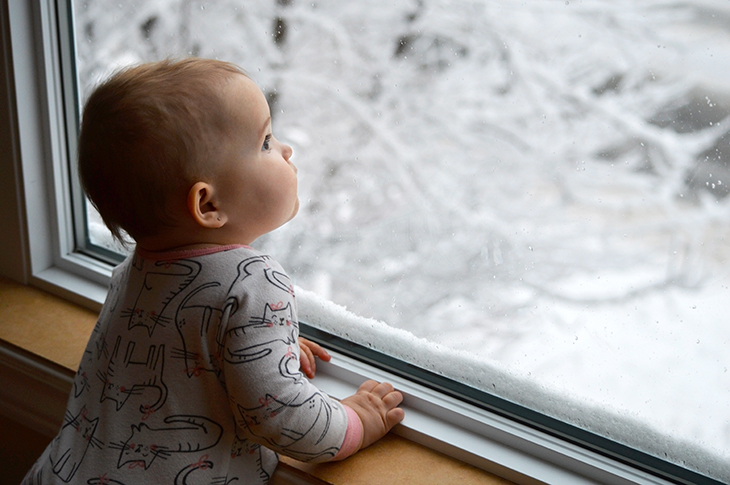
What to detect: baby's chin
<box><xmin>288</xmin><ymin>198</ymin><xmax>300</xmax><ymax>221</ymax></box>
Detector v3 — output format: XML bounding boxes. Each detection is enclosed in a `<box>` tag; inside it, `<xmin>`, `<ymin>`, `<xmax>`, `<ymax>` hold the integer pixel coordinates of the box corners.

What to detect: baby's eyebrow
<box><xmin>258</xmin><ymin>116</ymin><xmax>271</xmax><ymax>140</ymax></box>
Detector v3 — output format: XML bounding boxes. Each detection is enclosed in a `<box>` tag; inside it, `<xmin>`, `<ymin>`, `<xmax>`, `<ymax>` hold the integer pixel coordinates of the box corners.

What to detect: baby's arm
<box><xmin>298</xmin><ymin>336</ymin><xmax>405</xmax><ymax>454</ymax></box>
<box><xmin>298</xmin><ymin>337</ymin><xmax>405</xmax><ymax>455</ymax></box>
<box><xmin>341</xmin><ymin>380</ymin><xmax>405</xmax><ymax>451</ymax></box>
<box><xmin>221</xmin><ymin>254</ymin><xmax>403</xmax><ymax>462</ymax></box>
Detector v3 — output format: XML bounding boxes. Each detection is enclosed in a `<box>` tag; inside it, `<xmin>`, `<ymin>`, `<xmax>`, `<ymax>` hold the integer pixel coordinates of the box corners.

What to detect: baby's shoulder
<box><xmin>203</xmin><ymin>246</ymin><xmax>286</xmax><ymax>276</ymax></box>
<box><xmin>181</xmin><ymin>247</ymin><xmax>292</xmax><ymax>300</ymax></box>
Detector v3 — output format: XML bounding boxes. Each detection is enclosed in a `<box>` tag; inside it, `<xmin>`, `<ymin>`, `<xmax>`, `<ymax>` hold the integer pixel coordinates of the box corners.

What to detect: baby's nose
<box><xmin>282</xmin><ymin>143</ymin><xmax>293</xmax><ymax>161</ymax></box>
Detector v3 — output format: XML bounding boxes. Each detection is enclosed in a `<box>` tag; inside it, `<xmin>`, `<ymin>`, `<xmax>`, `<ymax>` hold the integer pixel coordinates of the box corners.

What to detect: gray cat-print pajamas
<box><xmin>23</xmin><ymin>245</ymin><xmax>359</xmax><ymax>484</ymax></box>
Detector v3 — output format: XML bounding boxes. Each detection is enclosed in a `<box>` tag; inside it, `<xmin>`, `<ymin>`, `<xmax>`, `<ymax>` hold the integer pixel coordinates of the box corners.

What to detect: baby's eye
<box><xmin>262</xmin><ymin>134</ymin><xmax>272</xmax><ymax>151</ymax></box>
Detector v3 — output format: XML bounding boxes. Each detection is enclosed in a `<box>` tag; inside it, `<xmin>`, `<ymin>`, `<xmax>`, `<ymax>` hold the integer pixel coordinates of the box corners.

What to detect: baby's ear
<box><xmin>187</xmin><ymin>182</ymin><xmax>227</xmax><ymax>229</ymax></box>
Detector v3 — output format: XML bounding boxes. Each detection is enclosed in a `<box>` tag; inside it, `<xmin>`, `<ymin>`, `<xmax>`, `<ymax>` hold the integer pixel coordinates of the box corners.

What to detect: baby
<box><xmin>23</xmin><ymin>58</ymin><xmax>404</xmax><ymax>484</ymax></box>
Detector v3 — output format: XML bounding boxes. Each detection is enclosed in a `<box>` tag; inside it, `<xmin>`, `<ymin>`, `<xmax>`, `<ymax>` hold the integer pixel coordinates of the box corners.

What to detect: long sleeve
<box><xmin>219</xmin><ymin>253</ymin><xmax>350</xmax><ymax>463</ymax></box>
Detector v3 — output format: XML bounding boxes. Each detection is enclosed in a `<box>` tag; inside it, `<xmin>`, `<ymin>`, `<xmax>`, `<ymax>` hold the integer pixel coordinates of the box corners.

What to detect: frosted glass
<box><xmin>75</xmin><ymin>0</ymin><xmax>730</xmax><ymax>476</ymax></box>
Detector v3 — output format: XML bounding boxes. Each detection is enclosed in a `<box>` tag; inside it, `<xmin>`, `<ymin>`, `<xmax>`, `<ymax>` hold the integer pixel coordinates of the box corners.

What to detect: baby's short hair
<box><xmin>78</xmin><ymin>58</ymin><xmax>244</xmax><ymax>243</ymax></box>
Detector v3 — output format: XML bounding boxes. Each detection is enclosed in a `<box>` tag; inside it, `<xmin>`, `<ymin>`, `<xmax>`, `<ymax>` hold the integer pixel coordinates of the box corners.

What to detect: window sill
<box><xmin>0</xmin><ymin>276</ymin><xmax>511</xmax><ymax>485</ymax></box>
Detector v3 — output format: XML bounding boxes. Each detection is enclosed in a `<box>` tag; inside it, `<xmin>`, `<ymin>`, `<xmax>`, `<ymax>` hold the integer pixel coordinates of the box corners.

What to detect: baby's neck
<box><xmin>135</xmin><ymin>216</ymin><xmax>259</xmax><ymax>252</ymax></box>
<box><xmin>135</xmin><ymin>227</ymin><xmax>235</xmax><ymax>253</ymax></box>
<box><xmin>139</xmin><ymin>242</ymin><xmax>228</xmax><ymax>252</ymax></box>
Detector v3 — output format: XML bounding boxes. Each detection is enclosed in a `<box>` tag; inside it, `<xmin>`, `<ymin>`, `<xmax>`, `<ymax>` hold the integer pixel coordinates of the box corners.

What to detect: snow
<box><xmin>296</xmin><ymin>284</ymin><xmax>730</xmax><ymax>480</ymax></box>
<box><xmin>75</xmin><ymin>0</ymin><xmax>730</xmax><ymax>480</ymax></box>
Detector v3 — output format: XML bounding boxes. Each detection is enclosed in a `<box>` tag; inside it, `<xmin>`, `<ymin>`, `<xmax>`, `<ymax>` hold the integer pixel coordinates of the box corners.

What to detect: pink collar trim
<box><xmin>135</xmin><ymin>244</ymin><xmax>251</xmax><ymax>261</ymax></box>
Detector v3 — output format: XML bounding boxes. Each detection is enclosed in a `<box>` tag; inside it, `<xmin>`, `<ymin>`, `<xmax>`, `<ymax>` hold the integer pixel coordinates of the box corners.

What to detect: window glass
<box><xmin>72</xmin><ymin>0</ymin><xmax>730</xmax><ymax>476</ymax></box>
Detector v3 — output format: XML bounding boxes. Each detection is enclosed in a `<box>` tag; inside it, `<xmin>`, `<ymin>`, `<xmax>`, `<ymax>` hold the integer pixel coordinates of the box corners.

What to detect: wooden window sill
<box><xmin>0</xmin><ymin>276</ymin><xmax>514</xmax><ymax>484</ymax></box>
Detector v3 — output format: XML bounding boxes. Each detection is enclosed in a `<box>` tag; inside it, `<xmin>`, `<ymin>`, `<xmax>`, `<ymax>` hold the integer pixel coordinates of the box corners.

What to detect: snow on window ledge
<box><xmin>296</xmin><ymin>286</ymin><xmax>730</xmax><ymax>485</ymax></box>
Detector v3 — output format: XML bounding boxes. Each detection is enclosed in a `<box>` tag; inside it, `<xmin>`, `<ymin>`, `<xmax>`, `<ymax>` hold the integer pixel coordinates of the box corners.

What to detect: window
<box><xmin>5</xmin><ymin>0</ymin><xmax>729</xmax><ymax>483</ymax></box>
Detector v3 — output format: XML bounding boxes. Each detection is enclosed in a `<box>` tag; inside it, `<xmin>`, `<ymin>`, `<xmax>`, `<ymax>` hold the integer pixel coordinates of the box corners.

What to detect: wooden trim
<box><xmin>0</xmin><ymin>341</ymin><xmax>72</xmax><ymax>437</ymax></box>
<box><xmin>272</xmin><ymin>463</ymin><xmax>334</xmax><ymax>485</ymax></box>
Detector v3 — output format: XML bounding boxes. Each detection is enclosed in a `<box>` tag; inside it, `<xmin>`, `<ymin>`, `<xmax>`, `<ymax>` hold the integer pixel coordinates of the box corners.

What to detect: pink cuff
<box><xmin>333</xmin><ymin>405</ymin><xmax>363</xmax><ymax>461</ymax></box>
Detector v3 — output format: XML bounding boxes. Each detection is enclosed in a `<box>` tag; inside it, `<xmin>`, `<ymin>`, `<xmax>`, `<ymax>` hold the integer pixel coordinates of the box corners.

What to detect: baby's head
<box><xmin>78</xmin><ymin>58</ymin><xmax>297</xmax><ymax>250</ymax></box>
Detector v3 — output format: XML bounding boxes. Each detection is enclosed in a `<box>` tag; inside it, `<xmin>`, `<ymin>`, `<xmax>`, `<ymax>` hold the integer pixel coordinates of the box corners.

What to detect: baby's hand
<box><xmin>298</xmin><ymin>337</ymin><xmax>331</xmax><ymax>379</ymax></box>
<box><xmin>342</xmin><ymin>380</ymin><xmax>405</xmax><ymax>450</ymax></box>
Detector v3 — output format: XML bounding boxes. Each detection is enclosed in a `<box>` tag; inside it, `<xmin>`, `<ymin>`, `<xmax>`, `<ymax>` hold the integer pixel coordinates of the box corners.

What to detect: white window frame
<box><xmin>2</xmin><ymin>0</ymin><xmax>108</xmax><ymax>309</ymax></box>
<box><xmin>0</xmin><ymin>1</ymin><xmax>720</xmax><ymax>484</ymax></box>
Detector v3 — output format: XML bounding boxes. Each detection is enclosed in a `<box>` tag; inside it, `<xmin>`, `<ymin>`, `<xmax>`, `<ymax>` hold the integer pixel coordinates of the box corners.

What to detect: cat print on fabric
<box><xmin>229</xmin><ymin>435</ymin><xmax>272</xmax><ymax>483</ymax></box>
<box><xmin>236</xmin><ymin>391</ymin><xmax>339</xmax><ymax>462</ymax></box>
<box><xmin>74</xmin><ymin>350</ymin><xmax>93</xmax><ymax>398</ymax></box>
<box><xmin>222</xmin><ymin>301</ymin><xmax>302</xmax><ymax>385</ymax></box>
<box><xmin>227</xmin><ymin>256</ymin><xmax>276</xmax><ymax>290</ymax></box>
<box><xmin>49</xmin><ymin>406</ymin><xmax>103</xmax><ymax>482</ymax></box>
<box><xmin>255</xmin><ymin>302</ymin><xmax>294</xmax><ymax>328</ymax></box>
<box><xmin>121</xmin><ymin>259</ymin><xmax>201</xmax><ymax>337</ymax></box>
<box><xmin>86</xmin><ymin>477</ymin><xmax>126</xmax><ymax>485</ymax></box>
<box><xmin>109</xmin><ymin>415</ymin><xmax>223</xmax><ymax>470</ymax></box>
<box><xmin>173</xmin><ymin>457</ymin><xmax>239</xmax><ymax>485</ymax></box>
<box><xmin>97</xmin><ymin>336</ymin><xmax>167</xmax><ymax>415</ymax></box>
<box><xmin>230</xmin><ymin>434</ymin><xmax>261</xmax><ymax>459</ymax></box>
<box><xmin>215</xmin><ymin>255</ymin><xmax>298</xmax><ymax>364</ymax></box>
<box><xmin>278</xmin><ymin>343</ymin><xmax>303</xmax><ymax>383</ymax></box>
<box><xmin>221</xmin><ymin>257</ymin><xmax>299</xmax><ymax>368</ymax></box>
<box><xmin>264</xmin><ymin>267</ymin><xmax>296</xmax><ymax>298</ymax></box>
<box><xmin>75</xmin><ymin>323</ymin><xmax>111</xmax><ymax>399</ymax></box>
<box><xmin>222</xmin><ymin>303</ymin><xmax>298</xmax><ymax>367</ymax></box>
<box><xmin>172</xmin><ymin>282</ymin><xmax>224</xmax><ymax>379</ymax></box>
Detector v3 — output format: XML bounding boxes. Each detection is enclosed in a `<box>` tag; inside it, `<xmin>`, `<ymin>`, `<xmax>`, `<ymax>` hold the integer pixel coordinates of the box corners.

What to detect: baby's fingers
<box><xmin>299</xmin><ymin>351</ymin><xmax>314</xmax><ymax>378</ymax></box>
<box><xmin>382</xmin><ymin>389</ymin><xmax>404</xmax><ymax>428</ymax></box>
<box><xmin>300</xmin><ymin>337</ymin><xmax>331</xmax><ymax>362</ymax></box>
<box><xmin>357</xmin><ymin>379</ymin><xmax>380</xmax><ymax>394</ymax></box>
<box><xmin>382</xmin><ymin>389</ymin><xmax>403</xmax><ymax>408</ymax></box>
<box><xmin>386</xmin><ymin>407</ymin><xmax>405</xmax><ymax>428</ymax></box>
<box><xmin>360</xmin><ymin>380</ymin><xmax>398</xmax><ymax>400</ymax></box>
